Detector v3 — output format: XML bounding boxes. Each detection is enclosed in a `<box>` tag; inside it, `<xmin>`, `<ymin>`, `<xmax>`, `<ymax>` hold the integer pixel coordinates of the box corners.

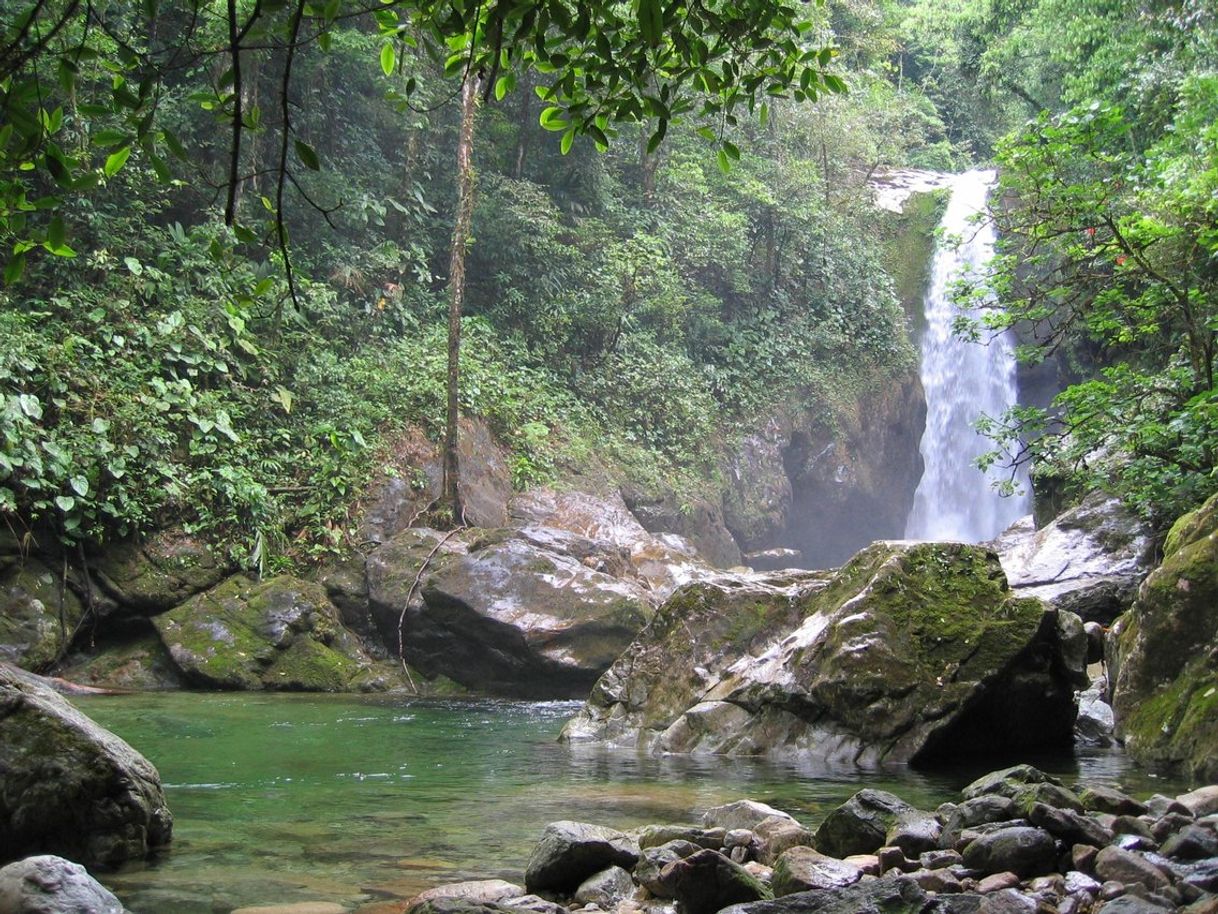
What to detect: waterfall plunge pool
<box><xmin>76</xmin><ymin>691</ymin><xmax>1185</xmax><ymax>914</ymax></box>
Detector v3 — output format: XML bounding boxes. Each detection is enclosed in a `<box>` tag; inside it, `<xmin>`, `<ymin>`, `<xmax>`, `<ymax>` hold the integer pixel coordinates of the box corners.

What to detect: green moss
<box><xmin>265</xmin><ymin>638</ymin><xmax>359</xmax><ymax>691</ymax></box>
<box><xmin>1124</xmin><ymin>659</ymin><xmax>1218</xmax><ymax>780</ymax></box>
<box><xmin>1164</xmin><ymin>491</ymin><xmax>1218</xmax><ymax>556</ymax></box>
<box><xmin>878</xmin><ymin>188</ymin><xmax>950</xmax><ymax>323</ymax></box>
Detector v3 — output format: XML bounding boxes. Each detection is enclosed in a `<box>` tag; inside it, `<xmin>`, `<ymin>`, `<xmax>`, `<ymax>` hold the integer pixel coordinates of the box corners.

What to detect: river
<box><xmin>76</xmin><ymin>692</ymin><xmax>1184</xmax><ymax>914</ymax></box>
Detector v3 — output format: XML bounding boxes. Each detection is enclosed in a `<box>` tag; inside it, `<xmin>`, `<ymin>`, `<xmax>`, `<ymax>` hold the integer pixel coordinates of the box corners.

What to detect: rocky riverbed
<box><xmin>404</xmin><ymin>764</ymin><xmax>1218</xmax><ymax>914</ymax></box>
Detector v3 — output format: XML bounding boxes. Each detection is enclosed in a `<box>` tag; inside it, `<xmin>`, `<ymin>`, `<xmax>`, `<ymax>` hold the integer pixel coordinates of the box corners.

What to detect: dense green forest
<box><xmin>1</xmin><ymin>0</ymin><xmax>1215</xmax><ymax>570</ymax></box>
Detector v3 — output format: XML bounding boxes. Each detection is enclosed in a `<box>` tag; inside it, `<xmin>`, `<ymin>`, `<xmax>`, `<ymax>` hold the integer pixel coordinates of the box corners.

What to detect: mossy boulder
<box><xmin>1110</xmin><ymin>492</ymin><xmax>1218</xmax><ymax>781</ymax></box>
<box><xmin>0</xmin><ymin>662</ymin><xmax>172</xmax><ymax>867</ymax></box>
<box><xmin>0</xmin><ymin>558</ymin><xmax>83</xmax><ymax>671</ymax></box>
<box><xmin>562</xmin><ymin>541</ymin><xmax>1081</xmax><ymax>765</ymax></box>
<box><xmin>152</xmin><ymin>575</ymin><xmax>381</xmax><ymax>691</ymax></box>
<box><xmin>89</xmin><ymin>529</ymin><xmax>227</xmax><ymax>616</ymax></box>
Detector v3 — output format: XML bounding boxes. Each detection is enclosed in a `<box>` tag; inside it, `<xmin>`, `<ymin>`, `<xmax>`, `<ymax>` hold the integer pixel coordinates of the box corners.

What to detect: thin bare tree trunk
<box><xmin>443</xmin><ymin>74</ymin><xmax>481</xmax><ymax>520</ymax></box>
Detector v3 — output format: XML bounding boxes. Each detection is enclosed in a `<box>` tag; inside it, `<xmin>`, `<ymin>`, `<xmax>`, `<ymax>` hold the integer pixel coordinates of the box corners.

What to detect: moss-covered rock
<box><xmin>1111</xmin><ymin>492</ymin><xmax>1218</xmax><ymax>781</ymax></box>
<box><xmin>89</xmin><ymin>529</ymin><xmax>228</xmax><ymax>616</ymax></box>
<box><xmin>562</xmin><ymin>541</ymin><xmax>1081</xmax><ymax>765</ymax></box>
<box><xmin>0</xmin><ymin>558</ymin><xmax>82</xmax><ymax>671</ymax></box>
<box><xmin>152</xmin><ymin>575</ymin><xmax>382</xmax><ymax>691</ymax></box>
<box><xmin>0</xmin><ymin>662</ymin><xmax>172</xmax><ymax>867</ymax></box>
<box><xmin>56</xmin><ymin>622</ymin><xmax>184</xmax><ymax>691</ymax></box>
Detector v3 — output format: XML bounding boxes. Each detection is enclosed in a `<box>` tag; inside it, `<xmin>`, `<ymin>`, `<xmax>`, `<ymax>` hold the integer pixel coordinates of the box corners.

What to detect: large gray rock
<box><xmin>509</xmin><ymin>488</ymin><xmax>712</xmax><ymax>598</ymax></box>
<box><xmin>89</xmin><ymin>529</ymin><xmax>227</xmax><ymax>616</ymax></box>
<box><xmin>621</xmin><ymin>484</ymin><xmax>743</xmax><ymax>569</ymax></box>
<box><xmin>405</xmin><ymin>536</ymin><xmax>653</xmax><ymax>698</ymax></box>
<box><xmin>152</xmin><ymin>575</ymin><xmax>383</xmax><ymax>691</ymax></box>
<box><xmin>562</xmin><ymin>541</ymin><xmax>1082</xmax><ymax>765</ymax></box>
<box><xmin>0</xmin><ymin>559</ymin><xmax>83</xmax><ymax>671</ymax></box>
<box><xmin>771</xmin><ymin>847</ymin><xmax>863</xmax><ymax>896</ymax></box>
<box><xmin>0</xmin><ymin>664</ymin><xmax>172</xmax><ymax>867</ymax></box>
<box><xmin>0</xmin><ymin>855</ymin><xmax>127</xmax><ymax>914</ymax></box>
<box><xmin>994</xmin><ymin>493</ymin><xmax>1154</xmax><ymax>624</ymax></box>
<box><xmin>523</xmin><ymin>821</ymin><xmax>640</xmax><ymax>894</ymax></box>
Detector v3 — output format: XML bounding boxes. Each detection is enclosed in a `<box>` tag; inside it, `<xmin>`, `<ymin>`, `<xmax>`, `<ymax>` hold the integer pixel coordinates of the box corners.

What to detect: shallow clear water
<box><xmin>76</xmin><ymin>692</ymin><xmax>1186</xmax><ymax>914</ymax></box>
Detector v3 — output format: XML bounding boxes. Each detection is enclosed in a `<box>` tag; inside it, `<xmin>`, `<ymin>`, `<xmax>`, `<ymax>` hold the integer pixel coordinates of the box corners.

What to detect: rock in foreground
<box><xmin>0</xmin><ymin>663</ymin><xmax>172</xmax><ymax>867</ymax></box>
<box><xmin>562</xmin><ymin>541</ymin><xmax>1083</xmax><ymax>765</ymax></box>
<box><xmin>0</xmin><ymin>855</ymin><xmax>128</xmax><ymax>914</ymax></box>
<box><xmin>413</xmin><ymin>765</ymin><xmax>1218</xmax><ymax>914</ymax></box>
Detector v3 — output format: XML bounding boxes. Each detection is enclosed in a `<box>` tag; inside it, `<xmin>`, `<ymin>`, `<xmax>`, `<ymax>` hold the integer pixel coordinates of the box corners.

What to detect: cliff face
<box><xmin>723</xmin><ymin>369</ymin><xmax>927</xmax><ymax>569</ymax></box>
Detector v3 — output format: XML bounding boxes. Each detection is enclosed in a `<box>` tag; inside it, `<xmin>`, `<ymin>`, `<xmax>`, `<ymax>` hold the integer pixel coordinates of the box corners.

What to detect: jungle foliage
<box><xmin>1</xmin><ymin>0</ymin><xmax>947</xmax><ymax>566</ymax></box>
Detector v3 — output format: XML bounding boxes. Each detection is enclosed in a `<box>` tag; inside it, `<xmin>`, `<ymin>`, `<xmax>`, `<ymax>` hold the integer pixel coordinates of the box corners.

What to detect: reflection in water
<box><xmin>77</xmin><ymin>692</ymin><xmax>1180</xmax><ymax>914</ymax></box>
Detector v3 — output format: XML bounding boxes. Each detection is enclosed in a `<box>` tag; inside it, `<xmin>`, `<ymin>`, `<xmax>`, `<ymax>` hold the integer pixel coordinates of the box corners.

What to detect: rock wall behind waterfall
<box><xmin>722</xmin><ymin>371</ymin><xmax>927</xmax><ymax>569</ymax></box>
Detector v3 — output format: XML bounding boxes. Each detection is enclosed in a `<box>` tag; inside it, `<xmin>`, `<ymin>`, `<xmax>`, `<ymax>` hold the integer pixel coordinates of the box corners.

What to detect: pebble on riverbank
<box><xmin>405</xmin><ymin>765</ymin><xmax>1218</xmax><ymax>914</ymax></box>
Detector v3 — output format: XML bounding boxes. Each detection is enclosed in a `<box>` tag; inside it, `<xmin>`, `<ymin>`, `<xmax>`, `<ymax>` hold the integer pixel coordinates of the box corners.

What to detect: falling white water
<box><xmin>905</xmin><ymin>169</ymin><xmax>1030</xmax><ymax>542</ymax></box>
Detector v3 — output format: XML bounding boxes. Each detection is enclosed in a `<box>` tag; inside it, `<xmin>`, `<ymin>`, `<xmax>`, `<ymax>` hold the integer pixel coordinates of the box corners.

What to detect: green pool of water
<box><xmin>75</xmin><ymin>691</ymin><xmax>1184</xmax><ymax>914</ymax></box>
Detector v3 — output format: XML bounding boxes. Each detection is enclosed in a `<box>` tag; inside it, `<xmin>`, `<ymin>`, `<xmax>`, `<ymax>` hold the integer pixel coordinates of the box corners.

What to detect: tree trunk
<box><xmin>443</xmin><ymin>73</ymin><xmax>481</xmax><ymax>521</ymax></box>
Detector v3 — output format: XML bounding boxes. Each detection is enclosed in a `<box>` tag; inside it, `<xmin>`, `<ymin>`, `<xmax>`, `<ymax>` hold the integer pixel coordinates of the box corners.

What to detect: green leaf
<box><xmin>69</xmin><ymin>475</ymin><xmax>89</xmax><ymax>497</ymax></box>
<box><xmin>5</xmin><ymin>253</ymin><xmax>27</xmax><ymax>285</ymax></box>
<box><xmin>103</xmin><ymin>146</ymin><xmax>132</xmax><ymax>177</ymax></box>
<box><xmin>637</xmin><ymin>0</ymin><xmax>662</xmax><ymax>47</ymax></box>
<box><xmin>294</xmin><ymin>140</ymin><xmax>321</xmax><ymax>170</ymax></box>
<box><xmin>717</xmin><ymin>148</ymin><xmax>731</xmax><ymax>174</ymax></box>
<box><xmin>560</xmin><ymin>126</ymin><xmax>575</xmax><ymax>155</ymax></box>
<box><xmin>55</xmin><ymin>495</ymin><xmax>75</xmax><ymax>513</ymax></box>
<box><xmin>124</xmin><ymin>256</ymin><xmax>143</xmax><ymax>275</ymax></box>
<box><xmin>47</xmin><ymin>215</ymin><xmax>66</xmax><ymax>250</ymax></box>
<box><xmin>646</xmin><ymin>119</ymin><xmax>668</xmax><ymax>154</ymax></box>
<box><xmin>273</xmin><ymin>385</ymin><xmax>294</xmax><ymax>414</ymax></box>
<box><xmin>380</xmin><ymin>43</ymin><xmax>396</xmax><ymax>76</ymax></box>
<box><xmin>539</xmin><ymin>106</ymin><xmax>568</xmax><ymax>130</ymax></box>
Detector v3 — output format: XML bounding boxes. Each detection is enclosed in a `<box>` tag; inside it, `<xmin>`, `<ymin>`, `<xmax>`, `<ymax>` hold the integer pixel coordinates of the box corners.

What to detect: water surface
<box><xmin>77</xmin><ymin>692</ymin><xmax>1183</xmax><ymax>914</ymax></box>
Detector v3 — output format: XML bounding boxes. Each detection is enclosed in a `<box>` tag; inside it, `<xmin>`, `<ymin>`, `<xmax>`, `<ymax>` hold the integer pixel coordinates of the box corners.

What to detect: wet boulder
<box><xmin>815</xmin><ymin>790</ymin><xmax>915</xmax><ymax>858</ymax></box>
<box><xmin>152</xmin><ymin>575</ymin><xmax>382</xmax><ymax>691</ymax></box>
<box><xmin>960</xmin><ymin>826</ymin><xmax>1058</xmax><ymax>879</ymax></box>
<box><xmin>523</xmin><ymin>821</ymin><xmax>640</xmax><ymax>894</ymax></box>
<box><xmin>661</xmin><ymin>848</ymin><xmax>772</xmax><ymax>914</ymax></box>
<box><xmin>1110</xmin><ymin>492</ymin><xmax>1218</xmax><ymax>782</ymax></box>
<box><xmin>0</xmin><ymin>855</ymin><xmax>129</xmax><ymax>914</ymax></box>
<box><xmin>994</xmin><ymin>493</ymin><xmax>1154</xmax><ymax>625</ymax></box>
<box><xmin>562</xmin><ymin>541</ymin><xmax>1082</xmax><ymax>765</ymax></box>
<box><xmin>0</xmin><ymin>663</ymin><xmax>172</xmax><ymax>867</ymax></box>
<box><xmin>771</xmin><ymin>846</ymin><xmax>863</xmax><ymax>895</ymax></box>
<box><xmin>401</xmin><ymin>535</ymin><xmax>653</xmax><ymax>698</ymax></box>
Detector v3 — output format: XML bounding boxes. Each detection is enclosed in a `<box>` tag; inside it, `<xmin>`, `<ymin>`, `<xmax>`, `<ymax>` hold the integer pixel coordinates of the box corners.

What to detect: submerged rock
<box><xmin>0</xmin><ymin>663</ymin><xmax>172</xmax><ymax>867</ymax></box>
<box><xmin>1110</xmin><ymin>492</ymin><xmax>1218</xmax><ymax>782</ymax></box>
<box><xmin>561</xmin><ymin>541</ymin><xmax>1081</xmax><ymax>765</ymax></box>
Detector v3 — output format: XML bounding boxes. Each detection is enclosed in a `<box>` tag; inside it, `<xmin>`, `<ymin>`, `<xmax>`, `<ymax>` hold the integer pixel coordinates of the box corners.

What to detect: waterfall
<box><xmin>905</xmin><ymin>169</ymin><xmax>1030</xmax><ymax>542</ymax></box>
